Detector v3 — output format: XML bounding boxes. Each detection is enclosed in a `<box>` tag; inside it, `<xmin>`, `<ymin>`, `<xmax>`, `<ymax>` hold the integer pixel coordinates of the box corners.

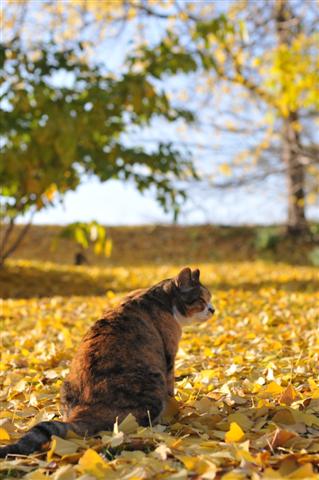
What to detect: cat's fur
<box><xmin>0</xmin><ymin>267</ymin><xmax>213</xmax><ymax>457</ymax></box>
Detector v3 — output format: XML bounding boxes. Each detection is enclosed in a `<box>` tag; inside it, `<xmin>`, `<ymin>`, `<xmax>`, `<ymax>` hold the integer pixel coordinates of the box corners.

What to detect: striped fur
<box><xmin>0</xmin><ymin>267</ymin><xmax>213</xmax><ymax>457</ymax></box>
<box><xmin>0</xmin><ymin>421</ymin><xmax>69</xmax><ymax>457</ymax></box>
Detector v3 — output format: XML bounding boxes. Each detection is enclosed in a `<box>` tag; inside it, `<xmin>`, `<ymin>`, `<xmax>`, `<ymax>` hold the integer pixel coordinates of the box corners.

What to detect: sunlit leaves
<box><xmin>1</xmin><ymin>259</ymin><xmax>319</xmax><ymax>477</ymax></box>
<box><xmin>0</xmin><ymin>39</ymin><xmax>195</xmax><ymax>223</ymax></box>
<box><xmin>263</xmin><ymin>34</ymin><xmax>319</xmax><ymax>116</ymax></box>
<box><xmin>59</xmin><ymin>221</ymin><xmax>112</xmax><ymax>258</ymax></box>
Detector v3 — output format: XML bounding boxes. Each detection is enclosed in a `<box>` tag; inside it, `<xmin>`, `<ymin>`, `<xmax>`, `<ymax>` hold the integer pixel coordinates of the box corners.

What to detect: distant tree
<box><xmin>0</xmin><ymin>4</ymin><xmax>198</xmax><ymax>265</ymax></box>
<box><xmin>136</xmin><ymin>0</ymin><xmax>318</xmax><ymax>234</ymax></box>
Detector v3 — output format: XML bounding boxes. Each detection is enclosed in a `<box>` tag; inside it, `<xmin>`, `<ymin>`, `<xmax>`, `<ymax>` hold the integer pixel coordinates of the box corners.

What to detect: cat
<box><xmin>0</xmin><ymin>267</ymin><xmax>214</xmax><ymax>457</ymax></box>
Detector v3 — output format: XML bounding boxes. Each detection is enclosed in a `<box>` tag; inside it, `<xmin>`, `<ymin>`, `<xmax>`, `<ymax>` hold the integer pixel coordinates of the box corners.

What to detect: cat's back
<box><xmin>69</xmin><ymin>290</ymin><xmax>168</xmax><ymax>382</ymax></box>
<box><xmin>62</xmin><ymin>290</ymin><xmax>169</xmax><ymax>419</ymax></box>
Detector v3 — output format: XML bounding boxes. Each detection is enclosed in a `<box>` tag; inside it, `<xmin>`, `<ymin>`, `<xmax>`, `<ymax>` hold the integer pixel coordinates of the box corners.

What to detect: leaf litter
<box><xmin>0</xmin><ymin>261</ymin><xmax>319</xmax><ymax>479</ymax></box>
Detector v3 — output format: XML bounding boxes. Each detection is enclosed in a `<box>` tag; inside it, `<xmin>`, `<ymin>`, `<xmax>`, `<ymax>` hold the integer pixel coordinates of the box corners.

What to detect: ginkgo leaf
<box><xmin>162</xmin><ymin>396</ymin><xmax>180</xmax><ymax>421</ymax></box>
<box><xmin>77</xmin><ymin>448</ymin><xmax>110</xmax><ymax>479</ymax></box>
<box><xmin>263</xmin><ymin>381</ymin><xmax>284</xmax><ymax>395</ymax></box>
<box><xmin>178</xmin><ymin>455</ymin><xmax>212</xmax><ymax>475</ymax></box>
<box><xmin>47</xmin><ymin>435</ymin><xmax>80</xmax><ymax>461</ymax></box>
<box><xmin>0</xmin><ymin>427</ymin><xmax>10</xmax><ymax>440</ymax></box>
<box><xmin>118</xmin><ymin>413</ymin><xmax>139</xmax><ymax>434</ymax></box>
<box><xmin>270</xmin><ymin>429</ymin><xmax>298</xmax><ymax>448</ymax></box>
<box><xmin>225</xmin><ymin>422</ymin><xmax>245</xmax><ymax>443</ymax></box>
<box><xmin>279</xmin><ymin>384</ymin><xmax>298</xmax><ymax>405</ymax></box>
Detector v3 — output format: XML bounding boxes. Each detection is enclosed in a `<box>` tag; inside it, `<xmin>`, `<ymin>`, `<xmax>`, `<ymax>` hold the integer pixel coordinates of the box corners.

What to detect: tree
<box><xmin>0</xmin><ymin>8</ymin><xmax>197</xmax><ymax>265</ymax></box>
<box><xmin>139</xmin><ymin>0</ymin><xmax>318</xmax><ymax>234</ymax></box>
<box><xmin>2</xmin><ymin>0</ymin><xmax>318</xmax><ymax>248</ymax></box>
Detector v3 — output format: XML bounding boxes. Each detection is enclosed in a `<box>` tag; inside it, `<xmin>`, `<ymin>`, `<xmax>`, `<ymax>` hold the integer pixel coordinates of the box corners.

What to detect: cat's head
<box><xmin>171</xmin><ymin>267</ymin><xmax>214</xmax><ymax>325</ymax></box>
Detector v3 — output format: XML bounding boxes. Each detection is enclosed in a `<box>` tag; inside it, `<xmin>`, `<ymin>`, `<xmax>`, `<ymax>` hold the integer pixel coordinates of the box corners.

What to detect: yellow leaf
<box><xmin>308</xmin><ymin>378</ymin><xmax>319</xmax><ymax>398</ymax></box>
<box><xmin>312</xmin><ymin>389</ymin><xmax>319</xmax><ymax>399</ymax></box>
<box><xmin>47</xmin><ymin>435</ymin><xmax>80</xmax><ymax>461</ymax></box>
<box><xmin>118</xmin><ymin>413</ymin><xmax>139</xmax><ymax>434</ymax></box>
<box><xmin>0</xmin><ymin>427</ymin><xmax>10</xmax><ymax>440</ymax></box>
<box><xmin>221</xmin><ymin>473</ymin><xmax>247</xmax><ymax>480</ymax></box>
<box><xmin>178</xmin><ymin>455</ymin><xmax>212</xmax><ymax>475</ymax></box>
<box><xmin>225</xmin><ymin>422</ymin><xmax>245</xmax><ymax>443</ymax></box>
<box><xmin>287</xmin><ymin>463</ymin><xmax>315</xmax><ymax>478</ymax></box>
<box><xmin>78</xmin><ymin>448</ymin><xmax>110</xmax><ymax>479</ymax></box>
<box><xmin>235</xmin><ymin>448</ymin><xmax>256</xmax><ymax>464</ymax></box>
<box><xmin>308</xmin><ymin>377</ymin><xmax>318</xmax><ymax>391</ymax></box>
<box><xmin>25</xmin><ymin>471</ymin><xmax>48</xmax><ymax>480</ymax></box>
<box><xmin>263</xmin><ymin>381</ymin><xmax>284</xmax><ymax>395</ymax></box>
<box><xmin>262</xmin><ymin>468</ymin><xmax>284</xmax><ymax>479</ymax></box>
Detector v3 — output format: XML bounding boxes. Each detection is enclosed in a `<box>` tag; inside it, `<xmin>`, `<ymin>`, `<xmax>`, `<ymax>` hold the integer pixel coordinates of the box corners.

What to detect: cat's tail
<box><xmin>0</xmin><ymin>421</ymin><xmax>70</xmax><ymax>458</ymax></box>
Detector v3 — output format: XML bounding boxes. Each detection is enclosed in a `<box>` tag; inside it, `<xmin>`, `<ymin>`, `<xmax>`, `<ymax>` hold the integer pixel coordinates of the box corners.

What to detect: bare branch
<box><xmin>0</xmin><ymin>210</ymin><xmax>37</xmax><ymax>264</ymax></box>
<box><xmin>0</xmin><ymin>218</ymin><xmax>15</xmax><ymax>255</ymax></box>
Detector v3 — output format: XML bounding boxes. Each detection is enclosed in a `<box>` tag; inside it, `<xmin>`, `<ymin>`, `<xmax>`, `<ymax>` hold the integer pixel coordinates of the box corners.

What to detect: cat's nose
<box><xmin>208</xmin><ymin>305</ymin><xmax>215</xmax><ymax>314</ymax></box>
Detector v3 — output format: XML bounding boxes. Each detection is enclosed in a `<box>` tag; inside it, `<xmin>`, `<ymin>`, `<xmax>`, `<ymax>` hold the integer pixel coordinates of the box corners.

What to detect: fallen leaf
<box><xmin>118</xmin><ymin>413</ymin><xmax>139</xmax><ymax>434</ymax></box>
<box><xmin>51</xmin><ymin>465</ymin><xmax>76</xmax><ymax>480</ymax></box>
<box><xmin>162</xmin><ymin>396</ymin><xmax>180</xmax><ymax>422</ymax></box>
<box><xmin>287</xmin><ymin>463</ymin><xmax>315</xmax><ymax>478</ymax></box>
<box><xmin>0</xmin><ymin>427</ymin><xmax>10</xmax><ymax>440</ymax></box>
<box><xmin>77</xmin><ymin>448</ymin><xmax>110</xmax><ymax>479</ymax></box>
<box><xmin>279</xmin><ymin>385</ymin><xmax>298</xmax><ymax>405</ymax></box>
<box><xmin>270</xmin><ymin>429</ymin><xmax>298</xmax><ymax>448</ymax></box>
<box><xmin>47</xmin><ymin>435</ymin><xmax>80</xmax><ymax>460</ymax></box>
<box><xmin>225</xmin><ymin>422</ymin><xmax>245</xmax><ymax>443</ymax></box>
<box><xmin>263</xmin><ymin>381</ymin><xmax>284</xmax><ymax>395</ymax></box>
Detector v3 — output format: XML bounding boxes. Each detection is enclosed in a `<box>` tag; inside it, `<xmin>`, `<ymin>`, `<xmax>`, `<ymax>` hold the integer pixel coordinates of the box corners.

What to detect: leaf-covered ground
<box><xmin>1</xmin><ymin>260</ymin><xmax>319</xmax><ymax>479</ymax></box>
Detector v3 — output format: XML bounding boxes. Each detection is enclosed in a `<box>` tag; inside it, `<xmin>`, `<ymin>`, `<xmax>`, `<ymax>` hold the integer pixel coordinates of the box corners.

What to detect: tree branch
<box><xmin>0</xmin><ymin>218</ymin><xmax>15</xmax><ymax>256</ymax></box>
<box><xmin>0</xmin><ymin>210</ymin><xmax>37</xmax><ymax>265</ymax></box>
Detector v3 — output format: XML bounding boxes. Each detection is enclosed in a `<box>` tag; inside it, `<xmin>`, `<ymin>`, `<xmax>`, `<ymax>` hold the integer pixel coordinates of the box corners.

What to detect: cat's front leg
<box><xmin>167</xmin><ymin>369</ymin><xmax>175</xmax><ymax>397</ymax></box>
<box><xmin>165</xmin><ymin>352</ymin><xmax>175</xmax><ymax>397</ymax></box>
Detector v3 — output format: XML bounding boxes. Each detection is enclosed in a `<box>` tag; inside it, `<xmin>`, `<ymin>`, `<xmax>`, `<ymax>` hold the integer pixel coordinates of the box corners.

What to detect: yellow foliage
<box><xmin>262</xmin><ymin>33</ymin><xmax>319</xmax><ymax>115</ymax></box>
<box><xmin>0</xmin><ymin>259</ymin><xmax>319</xmax><ymax>477</ymax></box>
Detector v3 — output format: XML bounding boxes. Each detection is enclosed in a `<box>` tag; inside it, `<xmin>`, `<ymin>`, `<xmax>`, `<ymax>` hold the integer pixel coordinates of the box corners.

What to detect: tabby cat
<box><xmin>0</xmin><ymin>267</ymin><xmax>214</xmax><ymax>457</ymax></box>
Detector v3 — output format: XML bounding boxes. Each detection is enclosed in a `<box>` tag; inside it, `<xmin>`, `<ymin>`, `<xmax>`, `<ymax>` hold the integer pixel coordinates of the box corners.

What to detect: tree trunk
<box><xmin>275</xmin><ymin>0</ymin><xmax>308</xmax><ymax>235</ymax></box>
<box><xmin>0</xmin><ymin>219</ymin><xmax>33</xmax><ymax>266</ymax></box>
<box><xmin>283</xmin><ymin>113</ymin><xmax>308</xmax><ymax>235</ymax></box>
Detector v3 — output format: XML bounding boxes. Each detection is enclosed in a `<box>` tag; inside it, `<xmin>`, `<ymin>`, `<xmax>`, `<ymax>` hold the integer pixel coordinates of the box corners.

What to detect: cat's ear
<box><xmin>175</xmin><ymin>267</ymin><xmax>192</xmax><ymax>291</ymax></box>
<box><xmin>192</xmin><ymin>269</ymin><xmax>200</xmax><ymax>283</ymax></box>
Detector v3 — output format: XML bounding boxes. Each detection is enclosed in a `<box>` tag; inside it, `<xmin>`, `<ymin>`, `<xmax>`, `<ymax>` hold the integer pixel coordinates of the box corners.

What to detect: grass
<box><xmin>4</xmin><ymin>223</ymin><xmax>319</xmax><ymax>266</ymax></box>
